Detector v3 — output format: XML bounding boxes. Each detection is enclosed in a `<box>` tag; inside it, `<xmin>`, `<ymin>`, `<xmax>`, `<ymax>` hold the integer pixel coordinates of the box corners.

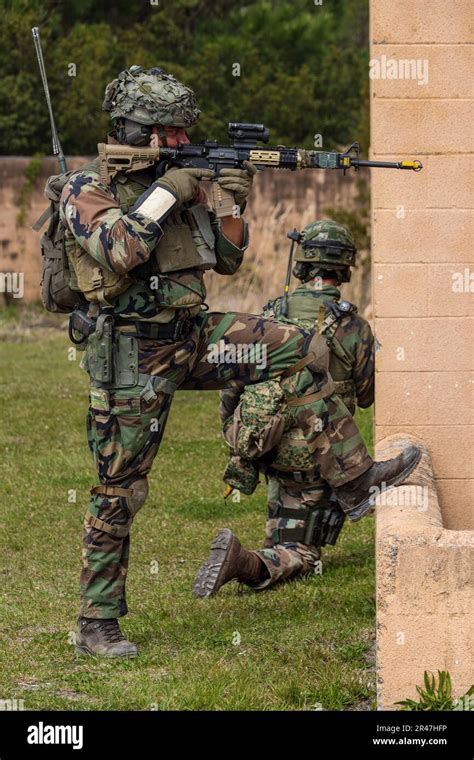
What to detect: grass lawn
<box><xmin>0</xmin><ymin>311</ymin><xmax>375</xmax><ymax>711</ymax></box>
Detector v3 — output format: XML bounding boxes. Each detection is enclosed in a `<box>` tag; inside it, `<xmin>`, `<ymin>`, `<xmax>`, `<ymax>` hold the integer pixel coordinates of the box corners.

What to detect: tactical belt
<box><xmin>115</xmin><ymin>317</ymin><xmax>194</xmax><ymax>341</ymax></box>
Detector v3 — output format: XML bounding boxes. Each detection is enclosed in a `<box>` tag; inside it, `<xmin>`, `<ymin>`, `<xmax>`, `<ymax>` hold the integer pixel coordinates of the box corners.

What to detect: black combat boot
<box><xmin>335</xmin><ymin>445</ymin><xmax>422</xmax><ymax>522</ymax></box>
<box><xmin>75</xmin><ymin>617</ymin><xmax>138</xmax><ymax>658</ymax></box>
<box><xmin>193</xmin><ymin>528</ymin><xmax>267</xmax><ymax>598</ymax></box>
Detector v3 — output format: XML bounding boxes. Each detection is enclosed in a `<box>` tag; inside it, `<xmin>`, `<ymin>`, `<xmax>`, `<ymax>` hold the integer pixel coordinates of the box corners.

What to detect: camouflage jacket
<box><xmin>220</xmin><ymin>282</ymin><xmax>374</xmax><ymax>481</ymax></box>
<box><xmin>60</xmin><ymin>158</ymin><xmax>248</xmax><ymax>322</ymax></box>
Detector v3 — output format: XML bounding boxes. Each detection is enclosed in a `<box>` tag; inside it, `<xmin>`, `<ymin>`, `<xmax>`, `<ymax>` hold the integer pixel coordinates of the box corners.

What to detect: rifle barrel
<box><xmin>355</xmin><ymin>159</ymin><xmax>423</xmax><ymax>171</ymax></box>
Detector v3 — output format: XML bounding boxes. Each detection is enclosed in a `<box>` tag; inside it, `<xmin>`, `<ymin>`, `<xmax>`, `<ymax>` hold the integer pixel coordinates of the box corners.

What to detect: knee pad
<box><xmin>86</xmin><ymin>478</ymin><xmax>149</xmax><ymax>538</ymax></box>
<box><xmin>120</xmin><ymin>477</ymin><xmax>149</xmax><ymax>518</ymax></box>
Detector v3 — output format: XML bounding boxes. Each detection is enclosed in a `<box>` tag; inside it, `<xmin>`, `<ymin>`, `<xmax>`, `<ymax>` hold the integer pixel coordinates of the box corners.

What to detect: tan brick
<box><xmin>374</xmin><ymin>264</ymin><xmax>428</xmax><ymax>317</ymax></box>
<box><xmin>372</xmin><ymin>209</ymin><xmax>474</xmax><ymax>264</ymax></box>
<box><xmin>371</xmin><ymin>155</ymin><xmax>474</xmax><ymax>211</ymax></box>
<box><xmin>378</xmin><ymin>612</ymin><xmax>474</xmax><ymax>709</ymax></box>
<box><xmin>428</xmin><ymin>372</ymin><xmax>474</xmax><ymax>425</ymax></box>
<box><xmin>376</xmin><ymin>372</ymin><xmax>429</xmax><ymax>425</ymax></box>
<box><xmin>427</xmin><ymin>264</ymin><xmax>474</xmax><ymax>316</ymax></box>
<box><xmin>371</xmin><ymin>0</ymin><xmax>474</xmax><ymax>43</ymax></box>
<box><xmin>375</xmin><ymin>424</ymin><xmax>474</xmax><ymax>479</ymax></box>
<box><xmin>371</xmin><ymin>100</ymin><xmax>474</xmax><ymax>155</ymax></box>
<box><xmin>375</xmin><ymin>318</ymin><xmax>474</xmax><ymax>371</ymax></box>
<box><xmin>370</xmin><ymin>45</ymin><xmax>474</xmax><ymax>99</ymax></box>
<box><xmin>376</xmin><ymin>371</ymin><xmax>474</xmax><ymax>426</ymax></box>
<box><xmin>436</xmin><ymin>479</ymin><xmax>474</xmax><ymax>530</ymax></box>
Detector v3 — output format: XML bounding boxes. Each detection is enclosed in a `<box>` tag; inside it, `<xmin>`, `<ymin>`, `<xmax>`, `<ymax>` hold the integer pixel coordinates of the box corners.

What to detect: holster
<box><xmin>274</xmin><ymin>497</ymin><xmax>346</xmax><ymax>547</ymax></box>
<box><xmin>86</xmin><ymin>313</ymin><xmax>114</xmax><ymax>384</ymax></box>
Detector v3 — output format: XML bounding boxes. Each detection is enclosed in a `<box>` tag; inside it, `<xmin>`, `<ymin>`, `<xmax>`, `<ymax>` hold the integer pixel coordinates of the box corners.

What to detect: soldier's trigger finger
<box><xmin>242</xmin><ymin>160</ymin><xmax>258</xmax><ymax>176</ymax></box>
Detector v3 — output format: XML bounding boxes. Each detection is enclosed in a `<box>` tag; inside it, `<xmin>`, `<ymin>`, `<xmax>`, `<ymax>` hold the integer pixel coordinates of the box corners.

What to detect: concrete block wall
<box><xmin>370</xmin><ymin>0</ymin><xmax>474</xmax><ymax>531</ymax></box>
<box><xmin>375</xmin><ymin>435</ymin><xmax>474</xmax><ymax>709</ymax></box>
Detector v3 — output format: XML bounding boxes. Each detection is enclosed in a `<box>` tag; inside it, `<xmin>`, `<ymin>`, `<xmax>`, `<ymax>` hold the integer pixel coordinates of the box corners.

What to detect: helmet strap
<box><xmin>157</xmin><ymin>126</ymin><xmax>168</xmax><ymax>147</ymax></box>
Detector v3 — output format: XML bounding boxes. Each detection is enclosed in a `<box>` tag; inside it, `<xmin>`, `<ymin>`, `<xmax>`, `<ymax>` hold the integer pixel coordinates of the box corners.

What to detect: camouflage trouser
<box><xmin>81</xmin><ymin>311</ymin><xmax>371</xmax><ymax>618</ymax></box>
<box><xmin>249</xmin><ymin>478</ymin><xmax>329</xmax><ymax>590</ymax></box>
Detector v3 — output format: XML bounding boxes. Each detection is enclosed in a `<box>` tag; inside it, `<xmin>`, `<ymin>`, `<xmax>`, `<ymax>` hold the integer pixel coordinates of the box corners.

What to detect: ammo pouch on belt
<box><xmin>274</xmin><ymin>498</ymin><xmax>346</xmax><ymax>548</ymax></box>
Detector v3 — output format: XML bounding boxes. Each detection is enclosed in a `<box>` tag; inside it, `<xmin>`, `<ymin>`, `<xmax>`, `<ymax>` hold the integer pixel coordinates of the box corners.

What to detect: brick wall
<box><xmin>371</xmin><ymin>0</ymin><xmax>474</xmax><ymax>530</ymax></box>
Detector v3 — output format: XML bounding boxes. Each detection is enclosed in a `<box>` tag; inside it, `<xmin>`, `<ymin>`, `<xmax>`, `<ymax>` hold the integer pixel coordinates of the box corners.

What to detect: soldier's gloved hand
<box><xmin>132</xmin><ymin>167</ymin><xmax>214</xmax><ymax>223</ymax></box>
<box><xmin>157</xmin><ymin>167</ymin><xmax>215</xmax><ymax>205</ymax></box>
<box><xmin>217</xmin><ymin>161</ymin><xmax>258</xmax><ymax>206</ymax></box>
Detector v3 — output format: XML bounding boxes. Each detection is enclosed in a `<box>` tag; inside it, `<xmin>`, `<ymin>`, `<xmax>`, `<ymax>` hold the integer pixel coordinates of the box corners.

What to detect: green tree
<box><xmin>0</xmin><ymin>0</ymin><xmax>369</xmax><ymax>156</ymax></box>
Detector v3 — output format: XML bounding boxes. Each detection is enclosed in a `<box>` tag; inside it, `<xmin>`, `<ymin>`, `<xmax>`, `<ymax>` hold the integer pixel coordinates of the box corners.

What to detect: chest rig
<box><xmin>65</xmin><ymin>163</ymin><xmax>216</xmax><ymax>306</ymax></box>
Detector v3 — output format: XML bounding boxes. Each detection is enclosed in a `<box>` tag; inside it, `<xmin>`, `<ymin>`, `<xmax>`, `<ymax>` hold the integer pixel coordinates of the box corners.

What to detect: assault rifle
<box><xmin>98</xmin><ymin>122</ymin><xmax>423</xmax><ymax>216</ymax></box>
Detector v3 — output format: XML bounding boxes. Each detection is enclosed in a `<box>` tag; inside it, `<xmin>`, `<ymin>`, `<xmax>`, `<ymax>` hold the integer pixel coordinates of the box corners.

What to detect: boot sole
<box><xmin>75</xmin><ymin>644</ymin><xmax>138</xmax><ymax>658</ymax></box>
<box><xmin>347</xmin><ymin>447</ymin><xmax>423</xmax><ymax>523</ymax></box>
<box><xmin>193</xmin><ymin>528</ymin><xmax>234</xmax><ymax>598</ymax></box>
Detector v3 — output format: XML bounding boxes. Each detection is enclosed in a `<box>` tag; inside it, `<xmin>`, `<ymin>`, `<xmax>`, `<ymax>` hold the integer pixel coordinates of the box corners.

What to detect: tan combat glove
<box><xmin>157</xmin><ymin>167</ymin><xmax>215</xmax><ymax>205</ymax></box>
<box><xmin>217</xmin><ymin>160</ymin><xmax>258</xmax><ymax>206</ymax></box>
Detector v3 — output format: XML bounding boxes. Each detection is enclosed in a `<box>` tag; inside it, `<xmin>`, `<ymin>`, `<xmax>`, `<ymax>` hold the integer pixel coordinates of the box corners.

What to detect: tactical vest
<box><xmin>234</xmin><ymin>293</ymin><xmax>359</xmax><ymax>474</ymax></box>
<box><xmin>267</xmin><ymin>291</ymin><xmax>357</xmax><ymax>413</ymax></box>
<box><xmin>64</xmin><ymin>163</ymin><xmax>217</xmax><ymax>308</ymax></box>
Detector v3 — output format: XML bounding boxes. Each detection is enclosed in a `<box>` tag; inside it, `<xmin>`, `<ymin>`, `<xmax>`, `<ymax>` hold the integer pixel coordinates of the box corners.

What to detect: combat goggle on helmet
<box><xmin>293</xmin><ymin>220</ymin><xmax>357</xmax><ymax>283</ymax></box>
<box><xmin>102</xmin><ymin>64</ymin><xmax>201</xmax><ymax>145</ymax></box>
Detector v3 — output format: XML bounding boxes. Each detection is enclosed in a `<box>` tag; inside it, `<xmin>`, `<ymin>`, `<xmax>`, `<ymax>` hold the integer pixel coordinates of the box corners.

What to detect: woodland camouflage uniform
<box><xmin>59</xmin><ymin>70</ymin><xmax>374</xmax><ymax>625</ymax></box>
<box><xmin>219</xmin><ymin>273</ymin><xmax>375</xmax><ymax>590</ymax></box>
<box><xmin>191</xmin><ymin>220</ymin><xmax>416</xmax><ymax>601</ymax></box>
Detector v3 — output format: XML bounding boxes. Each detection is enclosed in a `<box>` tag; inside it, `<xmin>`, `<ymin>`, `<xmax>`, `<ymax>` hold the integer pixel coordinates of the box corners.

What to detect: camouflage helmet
<box><xmin>102</xmin><ymin>65</ymin><xmax>201</xmax><ymax>127</ymax></box>
<box><xmin>293</xmin><ymin>220</ymin><xmax>357</xmax><ymax>282</ymax></box>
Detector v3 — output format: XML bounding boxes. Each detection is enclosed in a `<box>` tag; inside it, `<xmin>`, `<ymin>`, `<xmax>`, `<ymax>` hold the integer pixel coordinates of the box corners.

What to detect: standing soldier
<box><xmin>193</xmin><ymin>221</ymin><xmax>376</xmax><ymax>596</ymax></box>
<box><xmin>59</xmin><ymin>67</ymin><xmax>419</xmax><ymax>657</ymax></box>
